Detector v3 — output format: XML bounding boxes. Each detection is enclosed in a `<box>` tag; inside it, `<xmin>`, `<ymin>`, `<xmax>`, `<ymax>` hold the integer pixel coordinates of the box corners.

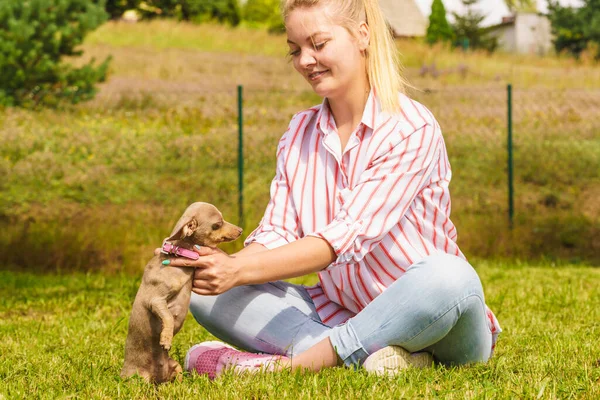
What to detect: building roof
<box><xmin>380</xmin><ymin>0</ymin><xmax>427</xmax><ymax>37</ymax></box>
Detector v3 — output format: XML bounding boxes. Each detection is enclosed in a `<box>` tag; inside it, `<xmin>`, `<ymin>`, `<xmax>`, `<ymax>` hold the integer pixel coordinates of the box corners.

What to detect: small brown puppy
<box><xmin>120</xmin><ymin>202</ymin><xmax>242</xmax><ymax>383</ymax></box>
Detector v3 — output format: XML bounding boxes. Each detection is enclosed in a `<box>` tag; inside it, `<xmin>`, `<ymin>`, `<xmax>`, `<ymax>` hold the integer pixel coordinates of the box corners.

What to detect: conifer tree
<box><xmin>426</xmin><ymin>0</ymin><xmax>454</xmax><ymax>45</ymax></box>
<box><xmin>451</xmin><ymin>0</ymin><xmax>498</xmax><ymax>52</ymax></box>
<box><xmin>0</xmin><ymin>0</ymin><xmax>111</xmax><ymax>107</ymax></box>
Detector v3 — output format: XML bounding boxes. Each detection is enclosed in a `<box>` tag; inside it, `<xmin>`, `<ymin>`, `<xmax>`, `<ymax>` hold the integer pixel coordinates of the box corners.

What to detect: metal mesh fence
<box><xmin>237</xmin><ymin>85</ymin><xmax>600</xmax><ymax>260</ymax></box>
<box><xmin>3</xmin><ymin>83</ymin><xmax>597</xmax><ymax>266</ymax></box>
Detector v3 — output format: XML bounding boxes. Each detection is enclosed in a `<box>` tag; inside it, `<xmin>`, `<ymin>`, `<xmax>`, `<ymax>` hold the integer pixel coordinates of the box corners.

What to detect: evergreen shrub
<box><xmin>0</xmin><ymin>0</ymin><xmax>111</xmax><ymax>107</ymax></box>
<box><xmin>426</xmin><ymin>0</ymin><xmax>454</xmax><ymax>45</ymax></box>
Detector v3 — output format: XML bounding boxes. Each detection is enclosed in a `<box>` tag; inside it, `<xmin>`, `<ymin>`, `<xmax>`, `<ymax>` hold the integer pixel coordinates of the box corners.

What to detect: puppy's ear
<box><xmin>167</xmin><ymin>218</ymin><xmax>198</xmax><ymax>241</ymax></box>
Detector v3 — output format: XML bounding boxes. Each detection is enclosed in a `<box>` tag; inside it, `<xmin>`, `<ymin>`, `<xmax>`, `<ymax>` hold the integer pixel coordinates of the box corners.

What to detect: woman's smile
<box><xmin>308</xmin><ymin>70</ymin><xmax>329</xmax><ymax>81</ymax></box>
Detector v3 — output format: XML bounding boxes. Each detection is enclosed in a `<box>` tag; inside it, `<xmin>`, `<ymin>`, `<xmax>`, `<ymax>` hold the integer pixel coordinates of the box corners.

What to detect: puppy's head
<box><xmin>166</xmin><ymin>202</ymin><xmax>242</xmax><ymax>248</ymax></box>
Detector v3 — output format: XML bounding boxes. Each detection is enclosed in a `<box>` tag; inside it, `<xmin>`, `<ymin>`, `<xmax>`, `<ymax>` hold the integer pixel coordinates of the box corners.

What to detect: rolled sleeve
<box><xmin>244</xmin><ymin>227</ymin><xmax>295</xmax><ymax>250</ymax></box>
<box><xmin>244</xmin><ymin>116</ymin><xmax>302</xmax><ymax>249</ymax></box>
<box><xmin>310</xmin><ymin>122</ymin><xmax>442</xmax><ymax>265</ymax></box>
<box><xmin>310</xmin><ymin>216</ymin><xmax>364</xmax><ymax>263</ymax></box>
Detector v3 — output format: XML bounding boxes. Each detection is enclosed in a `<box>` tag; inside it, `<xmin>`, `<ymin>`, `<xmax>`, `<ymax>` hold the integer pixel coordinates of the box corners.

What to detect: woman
<box><xmin>164</xmin><ymin>0</ymin><xmax>501</xmax><ymax>378</ymax></box>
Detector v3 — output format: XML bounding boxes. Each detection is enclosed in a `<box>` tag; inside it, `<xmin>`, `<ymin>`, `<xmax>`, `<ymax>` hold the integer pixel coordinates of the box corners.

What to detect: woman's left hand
<box><xmin>165</xmin><ymin>246</ymin><xmax>242</xmax><ymax>296</ymax></box>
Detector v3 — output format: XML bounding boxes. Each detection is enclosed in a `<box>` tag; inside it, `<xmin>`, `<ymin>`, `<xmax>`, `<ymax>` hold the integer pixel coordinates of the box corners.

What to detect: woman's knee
<box><xmin>188</xmin><ymin>292</ymin><xmax>218</xmax><ymax>324</ymax></box>
<box><xmin>410</xmin><ymin>252</ymin><xmax>483</xmax><ymax>299</ymax></box>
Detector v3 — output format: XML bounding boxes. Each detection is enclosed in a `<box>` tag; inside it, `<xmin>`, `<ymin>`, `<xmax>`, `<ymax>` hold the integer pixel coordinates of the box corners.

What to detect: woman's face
<box><xmin>286</xmin><ymin>5</ymin><xmax>369</xmax><ymax>100</ymax></box>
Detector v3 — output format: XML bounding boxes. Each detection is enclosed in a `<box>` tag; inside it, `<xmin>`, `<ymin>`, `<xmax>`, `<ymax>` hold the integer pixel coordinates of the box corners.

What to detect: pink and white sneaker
<box><xmin>184</xmin><ymin>341</ymin><xmax>289</xmax><ymax>380</ymax></box>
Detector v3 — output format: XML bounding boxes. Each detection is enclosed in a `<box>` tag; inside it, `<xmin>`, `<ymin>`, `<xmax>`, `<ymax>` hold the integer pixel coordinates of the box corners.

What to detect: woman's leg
<box><xmin>288</xmin><ymin>252</ymin><xmax>492</xmax><ymax>371</ymax></box>
<box><xmin>328</xmin><ymin>252</ymin><xmax>492</xmax><ymax>366</ymax></box>
<box><xmin>188</xmin><ymin>281</ymin><xmax>332</xmax><ymax>357</ymax></box>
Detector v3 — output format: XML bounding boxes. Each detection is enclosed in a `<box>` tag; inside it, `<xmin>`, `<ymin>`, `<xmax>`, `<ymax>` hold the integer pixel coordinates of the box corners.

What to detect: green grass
<box><xmin>0</xmin><ymin>262</ymin><xmax>598</xmax><ymax>399</ymax></box>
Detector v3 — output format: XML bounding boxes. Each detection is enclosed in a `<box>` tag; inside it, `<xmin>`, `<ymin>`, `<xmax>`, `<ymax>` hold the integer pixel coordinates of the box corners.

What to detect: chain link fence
<box><xmin>237</xmin><ymin>85</ymin><xmax>600</xmax><ymax>262</ymax></box>
<box><xmin>1</xmin><ymin>83</ymin><xmax>598</xmax><ymax>271</ymax></box>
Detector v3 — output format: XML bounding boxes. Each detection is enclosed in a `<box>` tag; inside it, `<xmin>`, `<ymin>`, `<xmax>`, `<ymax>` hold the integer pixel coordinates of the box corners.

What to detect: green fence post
<box><xmin>237</xmin><ymin>85</ymin><xmax>244</xmax><ymax>228</ymax></box>
<box><xmin>507</xmin><ymin>84</ymin><xmax>514</xmax><ymax>229</ymax></box>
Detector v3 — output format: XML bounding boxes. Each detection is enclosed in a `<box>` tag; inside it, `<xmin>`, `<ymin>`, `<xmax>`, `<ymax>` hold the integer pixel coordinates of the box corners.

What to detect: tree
<box><xmin>426</xmin><ymin>0</ymin><xmax>455</xmax><ymax>45</ymax></box>
<box><xmin>0</xmin><ymin>0</ymin><xmax>111</xmax><ymax>107</ymax></box>
<box><xmin>547</xmin><ymin>0</ymin><xmax>600</xmax><ymax>59</ymax></box>
<box><xmin>243</xmin><ymin>0</ymin><xmax>284</xmax><ymax>33</ymax></box>
<box><xmin>451</xmin><ymin>0</ymin><xmax>498</xmax><ymax>52</ymax></box>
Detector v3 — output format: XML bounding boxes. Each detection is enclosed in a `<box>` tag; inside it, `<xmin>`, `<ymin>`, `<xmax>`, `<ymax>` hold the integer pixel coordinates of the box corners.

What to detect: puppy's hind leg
<box><xmin>149</xmin><ymin>297</ymin><xmax>175</xmax><ymax>351</ymax></box>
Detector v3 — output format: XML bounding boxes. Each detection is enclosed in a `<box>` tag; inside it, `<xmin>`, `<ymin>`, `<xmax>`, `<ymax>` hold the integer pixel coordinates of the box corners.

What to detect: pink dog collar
<box><xmin>161</xmin><ymin>241</ymin><xmax>200</xmax><ymax>260</ymax></box>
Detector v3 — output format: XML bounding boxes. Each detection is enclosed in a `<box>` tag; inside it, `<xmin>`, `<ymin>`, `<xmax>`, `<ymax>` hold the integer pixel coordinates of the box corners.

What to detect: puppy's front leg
<box><xmin>149</xmin><ymin>297</ymin><xmax>174</xmax><ymax>350</ymax></box>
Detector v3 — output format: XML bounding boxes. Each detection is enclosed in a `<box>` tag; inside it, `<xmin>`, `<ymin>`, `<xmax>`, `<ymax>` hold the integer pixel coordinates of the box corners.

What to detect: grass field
<box><xmin>1</xmin><ymin>262</ymin><xmax>599</xmax><ymax>399</ymax></box>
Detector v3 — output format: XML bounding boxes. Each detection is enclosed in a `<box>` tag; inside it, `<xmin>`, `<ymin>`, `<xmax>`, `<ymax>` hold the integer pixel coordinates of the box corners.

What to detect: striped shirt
<box><xmin>245</xmin><ymin>91</ymin><xmax>501</xmax><ymax>353</ymax></box>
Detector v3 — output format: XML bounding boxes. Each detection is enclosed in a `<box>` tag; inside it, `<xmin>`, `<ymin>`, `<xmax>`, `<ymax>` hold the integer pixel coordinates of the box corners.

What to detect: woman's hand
<box><xmin>160</xmin><ymin>246</ymin><xmax>241</xmax><ymax>296</ymax></box>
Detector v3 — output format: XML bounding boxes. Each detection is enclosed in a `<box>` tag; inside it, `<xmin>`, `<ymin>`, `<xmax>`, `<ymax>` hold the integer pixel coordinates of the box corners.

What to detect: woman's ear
<box><xmin>357</xmin><ymin>21</ymin><xmax>370</xmax><ymax>52</ymax></box>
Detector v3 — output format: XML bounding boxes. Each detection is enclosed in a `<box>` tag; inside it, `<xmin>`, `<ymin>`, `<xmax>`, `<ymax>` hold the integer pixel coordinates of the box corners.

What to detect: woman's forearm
<box><xmin>236</xmin><ymin>236</ymin><xmax>336</xmax><ymax>285</ymax></box>
<box><xmin>233</xmin><ymin>242</ymin><xmax>268</xmax><ymax>257</ymax></box>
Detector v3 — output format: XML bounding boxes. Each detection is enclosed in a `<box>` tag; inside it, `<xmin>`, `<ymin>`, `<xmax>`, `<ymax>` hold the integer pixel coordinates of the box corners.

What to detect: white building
<box><xmin>487</xmin><ymin>13</ymin><xmax>553</xmax><ymax>55</ymax></box>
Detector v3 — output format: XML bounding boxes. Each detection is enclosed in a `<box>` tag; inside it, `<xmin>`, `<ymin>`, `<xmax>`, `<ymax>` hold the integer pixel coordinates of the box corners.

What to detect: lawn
<box><xmin>1</xmin><ymin>20</ymin><xmax>599</xmax><ymax>398</ymax></box>
<box><xmin>0</xmin><ymin>262</ymin><xmax>599</xmax><ymax>399</ymax></box>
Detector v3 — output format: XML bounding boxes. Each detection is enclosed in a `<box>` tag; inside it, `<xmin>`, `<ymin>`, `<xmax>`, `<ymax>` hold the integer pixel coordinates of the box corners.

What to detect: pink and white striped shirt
<box><xmin>245</xmin><ymin>91</ymin><xmax>501</xmax><ymax>353</ymax></box>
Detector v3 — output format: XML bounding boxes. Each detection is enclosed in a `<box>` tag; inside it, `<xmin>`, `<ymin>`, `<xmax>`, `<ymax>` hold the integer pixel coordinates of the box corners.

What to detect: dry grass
<box><xmin>0</xmin><ymin>20</ymin><xmax>598</xmax><ymax>272</ymax></box>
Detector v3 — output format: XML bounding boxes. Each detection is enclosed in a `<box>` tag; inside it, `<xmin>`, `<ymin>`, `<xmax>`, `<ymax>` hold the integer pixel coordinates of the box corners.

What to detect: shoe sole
<box><xmin>184</xmin><ymin>340</ymin><xmax>236</xmax><ymax>372</ymax></box>
<box><xmin>363</xmin><ymin>346</ymin><xmax>434</xmax><ymax>375</ymax></box>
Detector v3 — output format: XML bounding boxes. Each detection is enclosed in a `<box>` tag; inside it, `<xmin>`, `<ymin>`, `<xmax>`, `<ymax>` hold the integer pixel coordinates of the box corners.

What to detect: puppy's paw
<box><xmin>160</xmin><ymin>333</ymin><xmax>173</xmax><ymax>351</ymax></box>
<box><xmin>169</xmin><ymin>359</ymin><xmax>183</xmax><ymax>382</ymax></box>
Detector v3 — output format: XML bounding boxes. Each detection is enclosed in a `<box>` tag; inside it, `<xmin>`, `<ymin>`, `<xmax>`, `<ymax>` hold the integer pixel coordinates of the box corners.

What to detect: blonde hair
<box><xmin>282</xmin><ymin>0</ymin><xmax>406</xmax><ymax>113</ymax></box>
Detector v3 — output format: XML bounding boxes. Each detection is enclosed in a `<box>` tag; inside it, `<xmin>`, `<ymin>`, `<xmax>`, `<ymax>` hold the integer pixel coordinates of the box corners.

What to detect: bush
<box><xmin>0</xmin><ymin>0</ymin><xmax>111</xmax><ymax>107</ymax></box>
<box><xmin>105</xmin><ymin>0</ymin><xmax>140</xmax><ymax>19</ymax></box>
<box><xmin>141</xmin><ymin>0</ymin><xmax>241</xmax><ymax>25</ymax></box>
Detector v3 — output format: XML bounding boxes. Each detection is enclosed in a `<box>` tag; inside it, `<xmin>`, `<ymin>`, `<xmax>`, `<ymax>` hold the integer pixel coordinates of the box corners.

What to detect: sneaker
<box><xmin>363</xmin><ymin>346</ymin><xmax>433</xmax><ymax>375</ymax></box>
<box><xmin>184</xmin><ymin>341</ymin><xmax>289</xmax><ymax>380</ymax></box>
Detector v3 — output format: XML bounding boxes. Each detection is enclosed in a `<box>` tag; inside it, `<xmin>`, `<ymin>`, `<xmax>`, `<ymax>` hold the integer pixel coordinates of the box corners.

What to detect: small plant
<box><xmin>0</xmin><ymin>0</ymin><xmax>111</xmax><ymax>107</ymax></box>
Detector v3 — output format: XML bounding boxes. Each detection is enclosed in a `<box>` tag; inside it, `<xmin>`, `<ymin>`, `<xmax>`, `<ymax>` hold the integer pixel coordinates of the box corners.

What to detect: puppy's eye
<box><xmin>212</xmin><ymin>223</ymin><xmax>221</xmax><ymax>230</ymax></box>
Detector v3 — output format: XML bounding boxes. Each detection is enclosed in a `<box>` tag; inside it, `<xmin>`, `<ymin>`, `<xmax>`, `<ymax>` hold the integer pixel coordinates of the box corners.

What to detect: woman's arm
<box><xmin>232</xmin><ymin>242</ymin><xmax>268</xmax><ymax>257</ymax></box>
<box><xmin>236</xmin><ymin>236</ymin><xmax>335</xmax><ymax>285</ymax></box>
<box><xmin>167</xmin><ymin>236</ymin><xmax>335</xmax><ymax>296</ymax></box>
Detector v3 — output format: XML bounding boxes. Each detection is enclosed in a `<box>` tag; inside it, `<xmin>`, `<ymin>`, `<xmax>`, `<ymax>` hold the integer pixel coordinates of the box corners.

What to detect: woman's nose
<box><xmin>299</xmin><ymin>49</ymin><xmax>317</xmax><ymax>69</ymax></box>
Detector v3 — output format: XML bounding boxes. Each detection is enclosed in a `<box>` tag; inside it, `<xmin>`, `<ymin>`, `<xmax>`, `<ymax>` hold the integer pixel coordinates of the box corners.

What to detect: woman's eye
<box><xmin>289</xmin><ymin>49</ymin><xmax>300</xmax><ymax>57</ymax></box>
<box><xmin>314</xmin><ymin>42</ymin><xmax>326</xmax><ymax>50</ymax></box>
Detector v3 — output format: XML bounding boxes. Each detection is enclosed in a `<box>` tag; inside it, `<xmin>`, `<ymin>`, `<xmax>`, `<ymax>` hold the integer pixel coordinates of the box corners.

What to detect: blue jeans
<box><xmin>189</xmin><ymin>253</ymin><xmax>493</xmax><ymax>366</ymax></box>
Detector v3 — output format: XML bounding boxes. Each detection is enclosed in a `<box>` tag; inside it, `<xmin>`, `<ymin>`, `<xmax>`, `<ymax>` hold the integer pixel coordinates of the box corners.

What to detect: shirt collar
<box><xmin>316</xmin><ymin>89</ymin><xmax>381</xmax><ymax>135</ymax></box>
